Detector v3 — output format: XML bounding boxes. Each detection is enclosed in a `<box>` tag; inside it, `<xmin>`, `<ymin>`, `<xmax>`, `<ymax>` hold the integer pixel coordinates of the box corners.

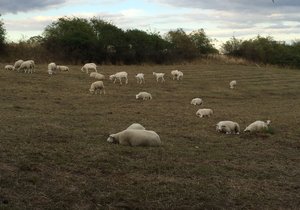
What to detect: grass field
<box><xmin>1</xmin><ymin>63</ymin><xmax>300</xmax><ymax>209</ymax></box>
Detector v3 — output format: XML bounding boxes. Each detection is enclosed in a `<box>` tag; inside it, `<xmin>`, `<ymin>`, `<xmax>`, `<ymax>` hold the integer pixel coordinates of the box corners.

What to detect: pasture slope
<box><xmin>0</xmin><ymin>63</ymin><xmax>300</xmax><ymax>209</ymax></box>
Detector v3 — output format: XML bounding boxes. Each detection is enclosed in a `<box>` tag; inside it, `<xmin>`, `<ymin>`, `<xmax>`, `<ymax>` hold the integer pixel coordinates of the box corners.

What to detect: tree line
<box><xmin>0</xmin><ymin>15</ymin><xmax>299</xmax><ymax>68</ymax></box>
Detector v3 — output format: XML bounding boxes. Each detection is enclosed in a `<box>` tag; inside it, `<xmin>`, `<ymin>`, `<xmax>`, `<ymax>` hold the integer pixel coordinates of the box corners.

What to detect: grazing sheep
<box><xmin>196</xmin><ymin>108</ymin><xmax>213</xmax><ymax>118</ymax></box>
<box><xmin>230</xmin><ymin>80</ymin><xmax>237</xmax><ymax>89</ymax></box>
<box><xmin>89</xmin><ymin>81</ymin><xmax>105</xmax><ymax>95</ymax></box>
<box><xmin>216</xmin><ymin>121</ymin><xmax>240</xmax><ymax>134</ymax></box>
<box><xmin>171</xmin><ymin>70</ymin><xmax>183</xmax><ymax>80</ymax></box>
<box><xmin>244</xmin><ymin>120</ymin><xmax>271</xmax><ymax>133</ymax></box>
<box><xmin>90</xmin><ymin>72</ymin><xmax>105</xmax><ymax>80</ymax></box>
<box><xmin>81</xmin><ymin>63</ymin><xmax>97</xmax><ymax>74</ymax></box>
<box><xmin>18</xmin><ymin>60</ymin><xmax>34</xmax><ymax>73</ymax></box>
<box><xmin>48</xmin><ymin>62</ymin><xmax>57</xmax><ymax>75</ymax></box>
<box><xmin>14</xmin><ymin>60</ymin><xmax>24</xmax><ymax>70</ymax></box>
<box><xmin>57</xmin><ymin>65</ymin><xmax>69</xmax><ymax>71</ymax></box>
<box><xmin>5</xmin><ymin>65</ymin><xmax>14</xmax><ymax>71</ymax></box>
<box><xmin>126</xmin><ymin>123</ymin><xmax>146</xmax><ymax>130</ymax></box>
<box><xmin>109</xmin><ymin>71</ymin><xmax>128</xmax><ymax>85</ymax></box>
<box><xmin>176</xmin><ymin>71</ymin><xmax>183</xmax><ymax>80</ymax></box>
<box><xmin>153</xmin><ymin>72</ymin><xmax>165</xmax><ymax>83</ymax></box>
<box><xmin>191</xmin><ymin>98</ymin><xmax>203</xmax><ymax>105</ymax></box>
<box><xmin>135</xmin><ymin>73</ymin><xmax>145</xmax><ymax>84</ymax></box>
<box><xmin>107</xmin><ymin>129</ymin><xmax>161</xmax><ymax>147</ymax></box>
<box><xmin>136</xmin><ymin>92</ymin><xmax>152</xmax><ymax>100</ymax></box>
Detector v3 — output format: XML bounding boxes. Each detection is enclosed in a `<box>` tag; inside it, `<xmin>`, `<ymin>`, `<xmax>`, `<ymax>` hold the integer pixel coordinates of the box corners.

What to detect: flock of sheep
<box><xmin>4</xmin><ymin>60</ymin><xmax>272</xmax><ymax>147</ymax></box>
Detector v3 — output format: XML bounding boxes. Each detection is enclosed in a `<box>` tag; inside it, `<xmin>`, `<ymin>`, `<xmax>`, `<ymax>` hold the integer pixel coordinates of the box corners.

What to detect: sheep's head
<box><xmin>89</xmin><ymin>88</ymin><xmax>95</xmax><ymax>94</ymax></box>
<box><xmin>135</xmin><ymin>94</ymin><xmax>139</xmax><ymax>99</ymax></box>
<box><xmin>107</xmin><ymin>135</ymin><xmax>118</xmax><ymax>143</ymax></box>
<box><xmin>266</xmin><ymin>120</ymin><xmax>271</xmax><ymax>125</ymax></box>
<box><xmin>109</xmin><ymin>75</ymin><xmax>115</xmax><ymax>80</ymax></box>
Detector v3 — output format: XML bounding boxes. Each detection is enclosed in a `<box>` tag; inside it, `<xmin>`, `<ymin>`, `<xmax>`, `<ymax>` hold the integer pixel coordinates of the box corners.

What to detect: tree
<box><xmin>189</xmin><ymin>29</ymin><xmax>218</xmax><ymax>54</ymax></box>
<box><xmin>0</xmin><ymin>14</ymin><xmax>6</xmax><ymax>52</ymax></box>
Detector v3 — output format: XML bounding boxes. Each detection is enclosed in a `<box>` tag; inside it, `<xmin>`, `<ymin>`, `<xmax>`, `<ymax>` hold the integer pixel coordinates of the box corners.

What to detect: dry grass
<box><xmin>0</xmin><ymin>63</ymin><xmax>300</xmax><ymax>209</ymax></box>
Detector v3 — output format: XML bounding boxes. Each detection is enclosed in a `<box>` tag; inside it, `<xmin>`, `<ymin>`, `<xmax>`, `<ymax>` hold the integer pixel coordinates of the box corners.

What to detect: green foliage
<box><xmin>189</xmin><ymin>29</ymin><xmax>218</xmax><ymax>54</ymax></box>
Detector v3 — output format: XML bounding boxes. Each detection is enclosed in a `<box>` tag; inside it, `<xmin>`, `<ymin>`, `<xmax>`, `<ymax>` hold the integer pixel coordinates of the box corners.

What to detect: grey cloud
<box><xmin>0</xmin><ymin>0</ymin><xmax>66</xmax><ymax>14</ymax></box>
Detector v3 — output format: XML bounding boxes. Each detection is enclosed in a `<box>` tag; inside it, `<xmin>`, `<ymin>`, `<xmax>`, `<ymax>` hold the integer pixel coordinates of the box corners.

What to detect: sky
<box><xmin>1</xmin><ymin>0</ymin><xmax>300</xmax><ymax>48</ymax></box>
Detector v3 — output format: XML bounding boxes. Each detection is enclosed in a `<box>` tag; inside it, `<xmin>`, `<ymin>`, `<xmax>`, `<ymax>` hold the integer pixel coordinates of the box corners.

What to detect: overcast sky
<box><xmin>1</xmin><ymin>0</ymin><xmax>300</xmax><ymax>48</ymax></box>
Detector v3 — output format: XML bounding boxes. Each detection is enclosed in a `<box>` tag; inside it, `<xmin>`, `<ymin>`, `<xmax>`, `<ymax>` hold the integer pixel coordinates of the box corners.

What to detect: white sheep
<box><xmin>14</xmin><ymin>60</ymin><xmax>24</xmax><ymax>70</ymax></box>
<box><xmin>107</xmin><ymin>129</ymin><xmax>161</xmax><ymax>147</ymax></box>
<box><xmin>135</xmin><ymin>73</ymin><xmax>145</xmax><ymax>84</ymax></box>
<box><xmin>136</xmin><ymin>92</ymin><xmax>152</xmax><ymax>100</ymax></box>
<box><xmin>171</xmin><ymin>70</ymin><xmax>179</xmax><ymax>80</ymax></box>
<box><xmin>18</xmin><ymin>60</ymin><xmax>34</xmax><ymax>73</ymax></box>
<box><xmin>153</xmin><ymin>72</ymin><xmax>165</xmax><ymax>83</ymax></box>
<box><xmin>216</xmin><ymin>121</ymin><xmax>240</xmax><ymax>134</ymax></box>
<box><xmin>90</xmin><ymin>72</ymin><xmax>105</xmax><ymax>80</ymax></box>
<box><xmin>89</xmin><ymin>81</ymin><xmax>105</xmax><ymax>95</ymax></box>
<box><xmin>126</xmin><ymin>123</ymin><xmax>146</xmax><ymax>130</ymax></box>
<box><xmin>109</xmin><ymin>71</ymin><xmax>128</xmax><ymax>85</ymax></box>
<box><xmin>230</xmin><ymin>80</ymin><xmax>237</xmax><ymax>89</ymax></box>
<box><xmin>57</xmin><ymin>65</ymin><xmax>69</xmax><ymax>71</ymax></box>
<box><xmin>191</xmin><ymin>98</ymin><xmax>203</xmax><ymax>105</ymax></box>
<box><xmin>5</xmin><ymin>65</ymin><xmax>14</xmax><ymax>71</ymax></box>
<box><xmin>48</xmin><ymin>62</ymin><xmax>57</xmax><ymax>75</ymax></box>
<box><xmin>196</xmin><ymin>108</ymin><xmax>213</xmax><ymax>118</ymax></box>
<box><xmin>81</xmin><ymin>63</ymin><xmax>97</xmax><ymax>74</ymax></box>
<box><xmin>176</xmin><ymin>71</ymin><xmax>183</xmax><ymax>80</ymax></box>
<box><xmin>244</xmin><ymin>120</ymin><xmax>271</xmax><ymax>133</ymax></box>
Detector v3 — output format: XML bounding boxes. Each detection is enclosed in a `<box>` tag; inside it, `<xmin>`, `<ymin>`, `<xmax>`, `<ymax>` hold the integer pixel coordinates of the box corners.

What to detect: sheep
<box><xmin>109</xmin><ymin>71</ymin><xmax>128</xmax><ymax>85</ymax></box>
<box><xmin>126</xmin><ymin>123</ymin><xmax>146</xmax><ymax>130</ymax></box>
<box><xmin>230</xmin><ymin>80</ymin><xmax>237</xmax><ymax>89</ymax></box>
<box><xmin>89</xmin><ymin>81</ymin><xmax>105</xmax><ymax>95</ymax></box>
<box><xmin>18</xmin><ymin>60</ymin><xmax>34</xmax><ymax>73</ymax></box>
<box><xmin>107</xmin><ymin>129</ymin><xmax>161</xmax><ymax>147</ymax></box>
<box><xmin>81</xmin><ymin>63</ymin><xmax>97</xmax><ymax>74</ymax></box>
<box><xmin>196</xmin><ymin>108</ymin><xmax>213</xmax><ymax>118</ymax></box>
<box><xmin>14</xmin><ymin>60</ymin><xmax>23</xmax><ymax>70</ymax></box>
<box><xmin>153</xmin><ymin>72</ymin><xmax>165</xmax><ymax>83</ymax></box>
<box><xmin>48</xmin><ymin>62</ymin><xmax>57</xmax><ymax>75</ymax></box>
<box><xmin>57</xmin><ymin>65</ymin><xmax>69</xmax><ymax>71</ymax></box>
<box><xmin>191</xmin><ymin>98</ymin><xmax>203</xmax><ymax>106</ymax></box>
<box><xmin>136</xmin><ymin>92</ymin><xmax>152</xmax><ymax>100</ymax></box>
<box><xmin>135</xmin><ymin>73</ymin><xmax>145</xmax><ymax>84</ymax></box>
<box><xmin>171</xmin><ymin>70</ymin><xmax>183</xmax><ymax>80</ymax></box>
<box><xmin>216</xmin><ymin>121</ymin><xmax>240</xmax><ymax>134</ymax></box>
<box><xmin>90</xmin><ymin>72</ymin><xmax>105</xmax><ymax>80</ymax></box>
<box><xmin>27</xmin><ymin>60</ymin><xmax>35</xmax><ymax>72</ymax></box>
<box><xmin>244</xmin><ymin>120</ymin><xmax>271</xmax><ymax>133</ymax></box>
<box><xmin>176</xmin><ymin>71</ymin><xmax>183</xmax><ymax>80</ymax></box>
<box><xmin>5</xmin><ymin>65</ymin><xmax>14</xmax><ymax>71</ymax></box>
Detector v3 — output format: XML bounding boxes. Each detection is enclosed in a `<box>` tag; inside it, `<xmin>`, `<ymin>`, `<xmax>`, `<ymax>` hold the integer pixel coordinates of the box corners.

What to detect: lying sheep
<box><xmin>57</xmin><ymin>65</ymin><xmax>69</xmax><ymax>71</ymax></box>
<box><xmin>14</xmin><ymin>60</ymin><xmax>23</xmax><ymax>70</ymax></box>
<box><xmin>230</xmin><ymin>80</ymin><xmax>237</xmax><ymax>89</ymax></box>
<box><xmin>48</xmin><ymin>62</ymin><xmax>57</xmax><ymax>75</ymax></box>
<box><xmin>107</xmin><ymin>129</ymin><xmax>161</xmax><ymax>147</ymax></box>
<box><xmin>153</xmin><ymin>72</ymin><xmax>165</xmax><ymax>83</ymax></box>
<box><xmin>126</xmin><ymin>123</ymin><xmax>146</xmax><ymax>130</ymax></box>
<box><xmin>244</xmin><ymin>120</ymin><xmax>271</xmax><ymax>133</ymax></box>
<box><xmin>216</xmin><ymin>121</ymin><xmax>240</xmax><ymax>134</ymax></box>
<box><xmin>136</xmin><ymin>92</ymin><xmax>152</xmax><ymax>100</ymax></box>
<box><xmin>81</xmin><ymin>63</ymin><xmax>97</xmax><ymax>74</ymax></box>
<box><xmin>196</xmin><ymin>108</ymin><xmax>213</xmax><ymax>118</ymax></box>
<box><xmin>135</xmin><ymin>73</ymin><xmax>145</xmax><ymax>84</ymax></box>
<box><xmin>109</xmin><ymin>71</ymin><xmax>128</xmax><ymax>85</ymax></box>
<box><xmin>191</xmin><ymin>98</ymin><xmax>203</xmax><ymax>105</ymax></box>
<box><xmin>5</xmin><ymin>65</ymin><xmax>14</xmax><ymax>71</ymax></box>
<box><xmin>18</xmin><ymin>60</ymin><xmax>34</xmax><ymax>73</ymax></box>
<box><xmin>89</xmin><ymin>81</ymin><xmax>105</xmax><ymax>95</ymax></box>
<box><xmin>90</xmin><ymin>72</ymin><xmax>105</xmax><ymax>80</ymax></box>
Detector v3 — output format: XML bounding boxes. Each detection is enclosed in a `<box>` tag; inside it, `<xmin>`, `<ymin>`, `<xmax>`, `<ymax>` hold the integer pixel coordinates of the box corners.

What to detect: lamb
<box><xmin>216</xmin><ymin>121</ymin><xmax>240</xmax><ymax>134</ymax></box>
<box><xmin>136</xmin><ymin>92</ymin><xmax>152</xmax><ymax>100</ymax></box>
<box><xmin>89</xmin><ymin>81</ymin><xmax>105</xmax><ymax>95</ymax></box>
<box><xmin>230</xmin><ymin>80</ymin><xmax>237</xmax><ymax>89</ymax></box>
<box><xmin>14</xmin><ymin>60</ymin><xmax>23</xmax><ymax>70</ymax></box>
<box><xmin>109</xmin><ymin>71</ymin><xmax>128</xmax><ymax>85</ymax></box>
<box><xmin>244</xmin><ymin>120</ymin><xmax>271</xmax><ymax>133</ymax></box>
<box><xmin>126</xmin><ymin>123</ymin><xmax>146</xmax><ymax>130</ymax></box>
<box><xmin>57</xmin><ymin>65</ymin><xmax>69</xmax><ymax>71</ymax></box>
<box><xmin>196</xmin><ymin>108</ymin><xmax>213</xmax><ymax>118</ymax></box>
<box><xmin>153</xmin><ymin>72</ymin><xmax>165</xmax><ymax>83</ymax></box>
<box><xmin>18</xmin><ymin>60</ymin><xmax>34</xmax><ymax>73</ymax></box>
<box><xmin>107</xmin><ymin>129</ymin><xmax>161</xmax><ymax>147</ymax></box>
<box><xmin>191</xmin><ymin>98</ymin><xmax>203</xmax><ymax>105</ymax></box>
<box><xmin>90</xmin><ymin>72</ymin><xmax>105</xmax><ymax>80</ymax></box>
<box><xmin>176</xmin><ymin>71</ymin><xmax>183</xmax><ymax>80</ymax></box>
<box><xmin>81</xmin><ymin>63</ymin><xmax>97</xmax><ymax>74</ymax></box>
<box><xmin>171</xmin><ymin>70</ymin><xmax>183</xmax><ymax>80</ymax></box>
<box><xmin>48</xmin><ymin>62</ymin><xmax>57</xmax><ymax>75</ymax></box>
<box><xmin>135</xmin><ymin>73</ymin><xmax>145</xmax><ymax>84</ymax></box>
<box><xmin>5</xmin><ymin>65</ymin><xmax>14</xmax><ymax>71</ymax></box>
